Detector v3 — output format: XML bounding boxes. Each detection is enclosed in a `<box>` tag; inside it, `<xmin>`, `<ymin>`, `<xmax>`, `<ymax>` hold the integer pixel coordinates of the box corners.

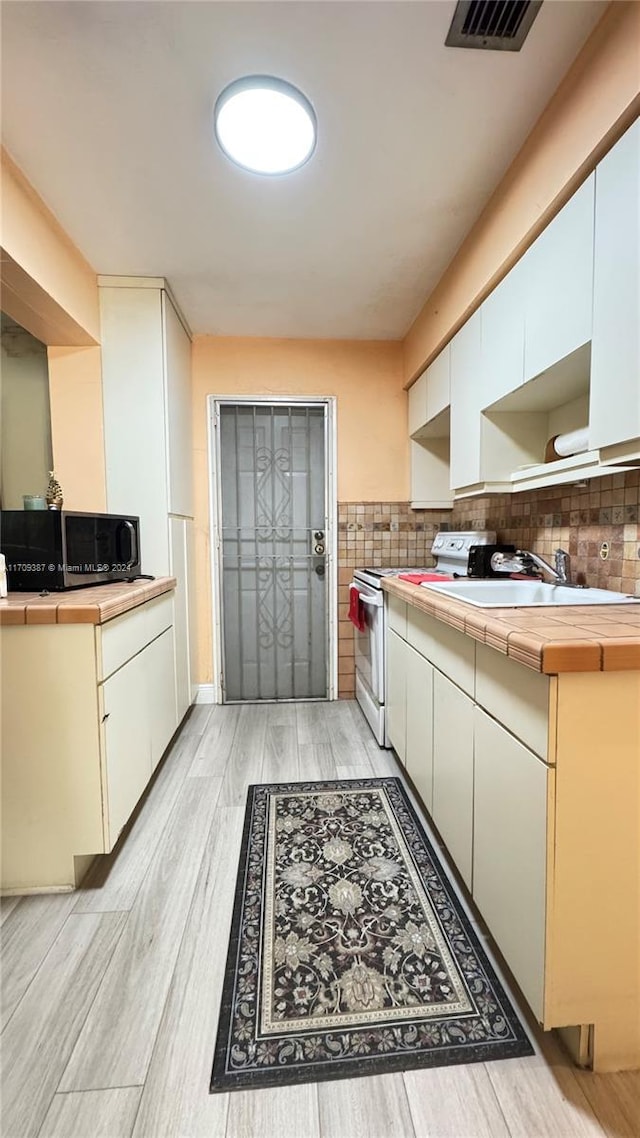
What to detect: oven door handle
<box><xmin>357</xmin><ymin>592</ymin><xmax>383</xmax><ymax>608</ymax></box>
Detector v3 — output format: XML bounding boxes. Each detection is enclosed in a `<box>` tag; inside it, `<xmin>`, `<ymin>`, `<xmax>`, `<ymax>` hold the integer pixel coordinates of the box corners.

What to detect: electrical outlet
<box><xmin>600</xmin><ymin>541</ymin><xmax>609</xmax><ymax>561</ymax></box>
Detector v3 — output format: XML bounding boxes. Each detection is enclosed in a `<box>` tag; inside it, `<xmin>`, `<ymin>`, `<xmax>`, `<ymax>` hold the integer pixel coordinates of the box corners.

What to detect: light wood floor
<box><xmin>1</xmin><ymin>701</ymin><xmax>638</xmax><ymax>1138</ymax></box>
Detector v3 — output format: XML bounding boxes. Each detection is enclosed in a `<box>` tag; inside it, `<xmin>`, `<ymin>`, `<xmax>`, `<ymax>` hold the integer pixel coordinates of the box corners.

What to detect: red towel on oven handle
<box><xmin>349</xmin><ymin>585</ymin><xmax>366</xmax><ymax>632</ymax></box>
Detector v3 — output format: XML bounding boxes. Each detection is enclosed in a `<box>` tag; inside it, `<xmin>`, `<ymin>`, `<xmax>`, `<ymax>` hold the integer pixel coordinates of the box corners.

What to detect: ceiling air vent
<box><xmin>446</xmin><ymin>0</ymin><xmax>543</xmax><ymax>51</ymax></box>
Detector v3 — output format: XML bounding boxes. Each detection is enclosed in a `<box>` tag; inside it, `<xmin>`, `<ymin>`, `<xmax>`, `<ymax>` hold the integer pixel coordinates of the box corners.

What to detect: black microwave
<box><xmin>1</xmin><ymin>510</ymin><xmax>142</xmax><ymax>591</ymax></box>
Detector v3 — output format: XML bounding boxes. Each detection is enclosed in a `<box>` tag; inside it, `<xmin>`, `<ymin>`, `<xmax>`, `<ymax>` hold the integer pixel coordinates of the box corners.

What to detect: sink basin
<box><xmin>419</xmin><ymin>580</ymin><xmax>640</xmax><ymax>608</ymax></box>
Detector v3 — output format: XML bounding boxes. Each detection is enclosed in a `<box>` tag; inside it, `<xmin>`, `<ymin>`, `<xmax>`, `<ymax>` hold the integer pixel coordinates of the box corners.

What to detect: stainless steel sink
<box><xmin>419</xmin><ymin>580</ymin><xmax>639</xmax><ymax>608</ymax></box>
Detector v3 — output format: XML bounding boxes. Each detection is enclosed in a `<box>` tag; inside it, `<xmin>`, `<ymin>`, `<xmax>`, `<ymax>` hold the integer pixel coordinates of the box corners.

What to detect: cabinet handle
<box><xmin>102</xmin><ymin>712</ymin><xmax>110</xmax><ymax>723</ymax></box>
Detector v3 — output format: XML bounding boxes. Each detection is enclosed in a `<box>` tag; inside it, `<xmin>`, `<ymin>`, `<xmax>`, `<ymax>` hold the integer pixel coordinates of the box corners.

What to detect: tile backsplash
<box><xmin>450</xmin><ymin>470</ymin><xmax>640</xmax><ymax>594</ymax></box>
<box><xmin>337</xmin><ymin>471</ymin><xmax>640</xmax><ymax>698</ymax></box>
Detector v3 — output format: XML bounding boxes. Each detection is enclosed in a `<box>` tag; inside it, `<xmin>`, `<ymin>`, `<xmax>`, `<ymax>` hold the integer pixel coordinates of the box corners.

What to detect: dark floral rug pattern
<box><xmin>211</xmin><ymin>778</ymin><xmax>532</xmax><ymax>1092</ymax></box>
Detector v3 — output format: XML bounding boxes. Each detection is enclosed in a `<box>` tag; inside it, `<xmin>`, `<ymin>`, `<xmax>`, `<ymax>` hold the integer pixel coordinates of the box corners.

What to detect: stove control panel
<box><xmin>431</xmin><ymin>530</ymin><xmax>497</xmax><ymax>574</ymax></box>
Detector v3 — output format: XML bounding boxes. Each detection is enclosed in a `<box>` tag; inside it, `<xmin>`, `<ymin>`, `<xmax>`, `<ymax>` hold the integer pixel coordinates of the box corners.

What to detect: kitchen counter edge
<box><xmin>381</xmin><ymin>576</ymin><xmax>640</xmax><ymax>673</ymax></box>
<box><xmin>0</xmin><ymin>577</ymin><xmax>177</xmax><ymax>626</ymax></box>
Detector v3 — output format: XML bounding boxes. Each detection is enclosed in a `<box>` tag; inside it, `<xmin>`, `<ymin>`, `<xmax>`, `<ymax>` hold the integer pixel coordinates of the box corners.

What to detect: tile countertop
<box><xmin>382</xmin><ymin>576</ymin><xmax>640</xmax><ymax>673</ymax></box>
<box><xmin>0</xmin><ymin>577</ymin><xmax>176</xmax><ymax>626</ymax></box>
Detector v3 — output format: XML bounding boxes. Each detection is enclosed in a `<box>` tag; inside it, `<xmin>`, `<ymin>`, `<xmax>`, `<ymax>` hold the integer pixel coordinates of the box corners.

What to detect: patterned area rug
<box><xmin>211</xmin><ymin>778</ymin><xmax>533</xmax><ymax>1092</ymax></box>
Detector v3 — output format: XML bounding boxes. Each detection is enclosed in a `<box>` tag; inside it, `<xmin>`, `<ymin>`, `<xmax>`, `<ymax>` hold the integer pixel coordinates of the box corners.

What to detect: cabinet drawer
<box><xmin>386</xmin><ymin>594</ymin><xmax>407</xmax><ymax>639</ymax></box>
<box><xmin>407</xmin><ymin>608</ymin><xmax>475</xmax><ymax>697</ymax></box>
<box><xmin>475</xmin><ymin>643</ymin><xmax>551</xmax><ymax>760</ymax></box>
<box><xmin>473</xmin><ymin>708</ymin><xmax>550</xmax><ymax>1020</ymax></box>
<box><xmin>98</xmin><ymin>593</ymin><xmax>173</xmax><ymax>681</ymax></box>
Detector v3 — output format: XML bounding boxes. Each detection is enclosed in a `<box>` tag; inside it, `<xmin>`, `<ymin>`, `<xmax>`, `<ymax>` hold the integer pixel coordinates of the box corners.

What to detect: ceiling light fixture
<box><xmin>214</xmin><ymin>76</ymin><xmax>316</xmax><ymax>176</ymax></box>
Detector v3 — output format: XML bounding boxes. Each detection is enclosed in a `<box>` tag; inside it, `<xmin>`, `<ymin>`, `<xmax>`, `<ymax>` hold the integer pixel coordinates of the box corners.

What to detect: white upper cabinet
<box><xmin>449</xmin><ymin>311</ymin><xmax>482</xmax><ymax>490</ymax></box>
<box><xmin>408</xmin><ymin>346</ymin><xmax>450</xmax><ymax>438</ymax></box>
<box><xmin>409</xmin><ymin>344</ymin><xmax>453</xmax><ymax>507</ymax></box>
<box><xmin>522</xmin><ymin>174</ymin><xmax>595</xmax><ymax>383</ymax></box>
<box><xmin>101</xmin><ymin>285</ymin><xmax>169</xmax><ymax>575</ymax></box>
<box><xmin>410</xmin><ymin>438</ymin><xmax>453</xmax><ymax>510</ymax></box>
<box><xmin>100</xmin><ymin>279</ymin><xmax>193</xmax><ymax>576</ymax></box>
<box><xmin>408</xmin><ymin>369</ymin><xmax>427</xmax><ymax>438</ymax></box>
<box><xmin>426</xmin><ymin>346</ymin><xmax>450</xmax><ymax>423</ymax></box>
<box><xmin>163</xmin><ymin>293</ymin><xmax>193</xmax><ymax>517</ymax></box>
<box><xmin>589</xmin><ymin>120</ymin><xmax>640</xmax><ymax>452</ymax></box>
<box><xmin>480</xmin><ymin>259</ymin><xmax>525</xmax><ymax>407</ymax></box>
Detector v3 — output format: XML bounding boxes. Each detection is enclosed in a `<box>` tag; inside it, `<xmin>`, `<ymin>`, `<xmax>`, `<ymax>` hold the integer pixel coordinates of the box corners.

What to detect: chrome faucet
<box><xmin>554</xmin><ymin>548</ymin><xmax>571</xmax><ymax>584</ymax></box>
<box><xmin>490</xmin><ymin>547</ymin><xmax>576</xmax><ymax>585</ymax></box>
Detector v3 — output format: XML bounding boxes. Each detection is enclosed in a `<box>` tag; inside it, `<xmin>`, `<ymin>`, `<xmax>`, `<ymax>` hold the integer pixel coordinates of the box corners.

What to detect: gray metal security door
<box><xmin>218</xmin><ymin>403</ymin><xmax>327</xmax><ymax>701</ymax></box>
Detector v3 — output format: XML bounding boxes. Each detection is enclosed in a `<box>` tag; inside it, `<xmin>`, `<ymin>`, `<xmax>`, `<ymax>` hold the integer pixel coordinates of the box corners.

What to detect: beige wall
<box><xmin>47</xmin><ymin>346</ymin><xmax>107</xmax><ymax>512</ymax></box>
<box><xmin>0</xmin><ymin>149</ymin><xmax>100</xmax><ymax>346</ymax></box>
<box><xmin>192</xmin><ymin>335</ymin><xmax>406</xmax><ymax>682</ymax></box>
<box><xmin>0</xmin><ymin>150</ymin><xmax>107</xmax><ymax>508</ymax></box>
<box><xmin>404</xmin><ymin>1</ymin><xmax>640</xmax><ymax>383</ymax></box>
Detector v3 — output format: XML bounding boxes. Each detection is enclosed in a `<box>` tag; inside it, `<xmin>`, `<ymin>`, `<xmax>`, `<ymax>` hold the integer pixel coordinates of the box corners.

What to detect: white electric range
<box><xmin>351</xmin><ymin>530</ymin><xmax>496</xmax><ymax>746</ymax></box>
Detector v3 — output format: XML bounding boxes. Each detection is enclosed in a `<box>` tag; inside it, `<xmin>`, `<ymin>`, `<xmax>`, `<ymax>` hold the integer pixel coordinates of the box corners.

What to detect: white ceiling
<box><xmin>1</xmin><ymin>1</ymin><xmax>607</xmax><ymax>340</ymax></box>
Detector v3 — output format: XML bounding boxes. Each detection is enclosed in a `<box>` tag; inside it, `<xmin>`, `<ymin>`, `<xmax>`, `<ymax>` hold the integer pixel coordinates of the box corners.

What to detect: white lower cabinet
<box><xmin>145</xmin><ymin>627</ymin><xmax>178</xmax><ymax>771</ymax></box>
<box><xmin>473</xmin><ymin>708</ymin><xmax>550</xmax><ymax>1019</ymax></box>
<box><xmin>102</xmin><ymin>649</ymin><xmax>151</xmax><ymax>845</ymax></box>
<box><xmin>405</xmin><ymin>645</ymin><xmax>434</xmax><ymax>813</ymax></box>
<box><xmin>432</xmin><ymin>672</ymin><xmax>474</xmax><ymax>888</ymax></box>
<box><xmin>0</xmin><ymin>591</ymin><xmax>179</xmax><ymax>890</ymax></box>
<box><xmin>101</xmin><ymin>624</ymin><xmax>178</xmax><ymax>848</ymax></box>
<box><xmin>386</xmin><ymin>628</ymin><xmax>407</xmax><ymax>764</ymax></box>
<box><xmin>385</xmin><ymin>595</ymin><xmax>640</xmax><ymax>1071</ymax></box>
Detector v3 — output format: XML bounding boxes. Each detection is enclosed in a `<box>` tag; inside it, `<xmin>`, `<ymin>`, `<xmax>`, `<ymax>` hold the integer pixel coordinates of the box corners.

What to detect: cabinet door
<box><xmin>100</xmin><ymin>285</ymin><xmax>170</xmax><ymax>576</ymax></box>
<box><xmin>408</xmin><ymin>371</ymin><xmax>428</xmax><ymax>438</ymax></box>
<box><xmin>405</xmin><ymin>645</ymin><xmax>434</xmax><ymax>812</ymax></box>
<box><xmin>386</xmin><ymin>629</ymin><xmax>407</xmax><ymax>764</ymax></box>
<box><xmin>163</xmin><ymin>292</ymin><xmax>193</xmax><ymax>517</ymax></box>
<box><xmin>480</xmin><ymin>261</ymin><xmax>525</xmax><ymax>407</ymax></box>
<box><xmin>145</xmin><ymin>628</ymin><xmax>178</xmax><ymax>769</ymax></box>
<box><xmin>410</xmin><ymin>439</ymin><xmax>453</xmax><ymax>509</ymax></box>
<box><xmin>426</xmin><ymin>346</ymin><xmax>450</xmax><ymax>422</ymax></box>
<box><xmin>102</xmin><ymin>650</ymin><xmax>151</xmax><ymax>848</ymax></box>
<box><xmin>449</xmin><ymin>311</ymin><xmax>482</xmax><ymax>490</ymax></box>
<box><xmin>523</xmin><ymin>175</ymin><xmax>594</xmax><ymax>383</ymax></box>
<box><xmin>589</xmin><ymin>121</ymin><xmax>640</xmax><ymax>450</ymax></box>
<box><xmin>409</xmin><ymin>348</ymin><xmax>450</xmax><ymax>438</ymax></box>
<box><xmin>169</xmin><ymin>516</ymin><xmax>191</xmax><ymax>720</ymax></box>
<box><xmin>473</xmin><ymin>708</ymin><xmax>549</xmax><ymax>1021</ymax></box>
<box><xmin>432</xmin><ymin>672</ymin><xmax>474</xmax><ymax>887</ymax></box>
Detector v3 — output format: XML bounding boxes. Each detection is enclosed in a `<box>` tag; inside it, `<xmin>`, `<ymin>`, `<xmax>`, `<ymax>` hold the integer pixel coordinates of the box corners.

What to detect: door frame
<box><xmin>207</xmin><ymin>395</ymin><xmax>338</xmax><ymax>704</ymax></box>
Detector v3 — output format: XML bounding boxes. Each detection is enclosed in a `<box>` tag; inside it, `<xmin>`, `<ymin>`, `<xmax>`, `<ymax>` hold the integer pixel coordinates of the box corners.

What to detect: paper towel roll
<box><xmin>545</xmin><ymin>427</ymin><xmax>589</xmax><ymax>461</ymax></box>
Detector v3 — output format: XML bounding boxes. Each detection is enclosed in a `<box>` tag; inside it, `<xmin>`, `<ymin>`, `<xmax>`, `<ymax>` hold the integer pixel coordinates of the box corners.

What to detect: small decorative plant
<box><xmin>46</xmin><ymin>471</ymin><xmax>64</xmax><ymax>510</ymax></box>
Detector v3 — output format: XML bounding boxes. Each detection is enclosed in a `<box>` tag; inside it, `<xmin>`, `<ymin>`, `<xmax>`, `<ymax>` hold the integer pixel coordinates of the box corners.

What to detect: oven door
<box><xmin>351</xmin><ymin>580</ymin><xmax>385</xmax><ymax>704</ymax></box>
